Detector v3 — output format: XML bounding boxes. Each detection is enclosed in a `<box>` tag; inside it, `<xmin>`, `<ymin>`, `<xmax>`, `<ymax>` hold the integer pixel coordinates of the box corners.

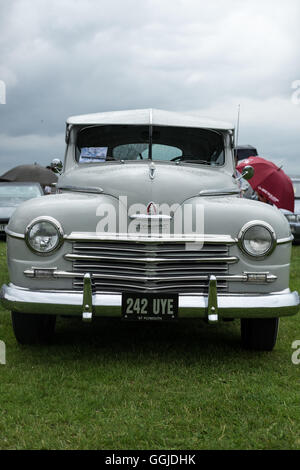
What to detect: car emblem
<box><xmin>147</xmin><ymin>202</ymin><xmax>157</xmax><ymax>215</ymax></box>
<box><xmin>149</xmin><ymin>162</ymin><xmax>156</xmax><ymax>180</ymax></box>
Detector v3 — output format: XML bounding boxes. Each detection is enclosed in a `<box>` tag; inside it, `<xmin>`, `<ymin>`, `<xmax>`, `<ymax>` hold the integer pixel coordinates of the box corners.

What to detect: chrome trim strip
<box><xmin>58</xmin><ymin>185</ymin><xmax>104</xmax><ymax>194</ymax></box>
<box><xmin>64</xmin><ymin>253</ymin><xmax>238</xmax><ymax>264</ymax></box>
<box><xmin>71</xmin><ymin>264</ymin><xmax>228</xmax><ymax>272</ymax></box>
<box><xmin>5</xmin><ymin>228</ymin><xmax>25</xmax><ymax>239</ymax></box>
<box><xmin>1</xmin><ymin>284</ymin><xmax>298</xmax><ymax>319</ymax></box>
<box><xmin>23</xmin><ymin>269</ymin><xmax>277</xmax><ymax>283</ymax></box>
<box><xmin>277</xmin><ymin>235</ymin><xmax>294</xmax><ymax>245</ymax></box>
<box><xmin>73</xmin><ymin>245</ymin><xmax>229</xmax><ymax>254</ymax></box>
<box><xmin>129</xmin><ymin>214</ymin><xmax>172</xmax><ymax>220</ymax></box>
<box><xmin>199</xmin><ymin>189</ymin><xmax>240</xmax><ymax>196</ymax></box>
<box><xmin>6</xmin><ymin>230</ymin><xmax>293</xmax><ymax>245</ymax></box>
<box><xmin>65</xmin><ymin>232</ymin><xmax>238</xmax><ymax>244</ymax></box>
<box><xmin>74</xmin><ymin>281</ymin><xmax>228</xmax><ymax>292</ymax></box>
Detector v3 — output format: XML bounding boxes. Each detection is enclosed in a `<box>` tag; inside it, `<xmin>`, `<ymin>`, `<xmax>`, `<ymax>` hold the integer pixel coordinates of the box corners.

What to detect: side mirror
<box><xmin>241</xmin><ymin>165</ymin><xmax>254</xmax><ymax>181</ymax></box>
<box><xmin>50</xmin><ymin>159</ymin><xmax>63</xmax><ymax>174</ymax></box>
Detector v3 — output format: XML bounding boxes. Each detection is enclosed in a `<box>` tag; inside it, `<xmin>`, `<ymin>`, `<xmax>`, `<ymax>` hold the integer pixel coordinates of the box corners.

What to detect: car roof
<box><xmin>235</xmin><ymin>145</ymin><xmax>257</xmax><ymax>150</ymax></box>
<box><xmin>67</xmin><ymin>108</ymin><xmax>234</xmax><ymax>131</ymax></box>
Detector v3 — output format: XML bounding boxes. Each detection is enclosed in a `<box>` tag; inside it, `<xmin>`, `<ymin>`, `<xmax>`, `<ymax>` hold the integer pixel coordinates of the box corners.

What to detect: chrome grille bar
<box><xmin>71</xmin><ymin>243</ymin><xmax>230</xmax><ymax>253</ymax></box>
<box><xmin>68</xmin><ymin>240</ymin><xmax>235</xmax><ymax>293</ymax></box>
<box><xmin>72</xmin><ymin>264</ymin><xmax>229</xmax><ymax>273</ymax></box>
<box><xmin>65</xmin><ymin>253</ymin><xmax>238</xmax><ymax>264</ymax></box>
<box><xmin>72</xmin><ymin>281</ymin><xmax>228</xmax><ymax>293</ymax></box>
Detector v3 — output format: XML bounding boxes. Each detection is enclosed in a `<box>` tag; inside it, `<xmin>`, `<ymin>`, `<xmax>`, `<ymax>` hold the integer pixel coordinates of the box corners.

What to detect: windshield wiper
<box><xmin>183</xmin><ymin>159</ymin><xmax>211</xmax><ymax>164</ymax></box>
<box><xmin>176</xmin><ymin>159</ymin><xmax>211</xmax><ymax>165</ymax></box>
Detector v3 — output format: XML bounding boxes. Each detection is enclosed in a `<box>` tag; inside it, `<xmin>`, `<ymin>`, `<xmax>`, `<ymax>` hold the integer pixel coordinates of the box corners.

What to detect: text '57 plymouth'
<box><xmin>1</xmin><ymin>109</ymin><xmax>299</xmax><ymax>349</ymax></box>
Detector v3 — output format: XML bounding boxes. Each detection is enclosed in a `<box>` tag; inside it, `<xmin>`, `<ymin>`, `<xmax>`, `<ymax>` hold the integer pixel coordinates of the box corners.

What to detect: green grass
<box><xmin>0</xmin><ymin>241</ymin><xmax>299</xmax><ymax>450</ymax></box>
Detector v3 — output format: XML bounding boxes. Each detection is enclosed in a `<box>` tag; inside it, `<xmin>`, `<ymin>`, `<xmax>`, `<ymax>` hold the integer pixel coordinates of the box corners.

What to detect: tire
<box><xmin>241</xmin><ymin>318</ymin><xmax>279</xmax><ymax>351</ymax></box>
<box><xmin>11</xmin><ymin>311</ymin><xmax>56</xmax><ymax>345</ymax></box>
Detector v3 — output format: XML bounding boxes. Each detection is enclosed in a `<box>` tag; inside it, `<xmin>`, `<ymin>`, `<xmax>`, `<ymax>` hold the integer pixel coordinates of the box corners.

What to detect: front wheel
<box><xmin>11</xmin><ymin>312</ymin><xmax>56</xmax><ymax>345</ymax></box>
<box><xmin>241</xmin><ymin>318</ymin><xmax>279</xmax><ymax>351</ymax></box>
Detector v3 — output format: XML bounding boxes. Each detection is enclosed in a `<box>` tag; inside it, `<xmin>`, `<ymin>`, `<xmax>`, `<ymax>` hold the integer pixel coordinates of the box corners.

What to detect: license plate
<box><xmin>122</xmin><ymin>293</ymin><xmax>178</xmax><ymax>321</ymax></box>
<box><xmin>0</xmin><ymin>224</ymin><xmax>7</xmax><ymax>232</ymax></box>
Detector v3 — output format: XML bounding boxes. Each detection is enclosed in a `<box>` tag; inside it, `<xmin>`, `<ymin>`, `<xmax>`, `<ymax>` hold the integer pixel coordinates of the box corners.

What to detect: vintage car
<box><xmin>1</xmin><ymin>109</ymin><xmax>299</xmax><ymax>349</ymax></box>
<box><xmin>0</xmin><ymin>182</ymin><xmax>44</xmax><ymax>237</ymax></box>
<box><xmin>234</xmin><ymin>145</ymin><xmax>258</xmax><ymax>162</ymax></box>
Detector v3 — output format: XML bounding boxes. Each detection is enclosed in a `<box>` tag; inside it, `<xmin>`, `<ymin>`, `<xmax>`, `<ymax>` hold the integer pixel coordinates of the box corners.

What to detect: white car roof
<box><xmin>67</xmin><ymin>108</ymin><xmax>234</xmax><ymax>131</ymax></box>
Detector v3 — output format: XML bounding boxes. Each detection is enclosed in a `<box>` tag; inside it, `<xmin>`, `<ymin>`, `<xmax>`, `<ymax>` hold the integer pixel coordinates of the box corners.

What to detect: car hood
<box><xmin>0</xmin><ymin>206</ymin><xmax>17</xmax><ymax>220</ymax></box>
<box><xmin>58</xmin><ymin>162</ymin><xmax>238</xmax><ymax>206</ymax></box>
<box><xmin>8</xmin><ymin>186</ymin><xmax>290</xmax><ymax>241</ymax></box>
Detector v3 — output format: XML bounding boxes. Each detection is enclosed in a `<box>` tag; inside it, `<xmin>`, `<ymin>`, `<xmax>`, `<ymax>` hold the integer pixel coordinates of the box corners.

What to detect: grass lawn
<box><xmin>0</xmin><ymin>240</ymin><xmax>299</xmax><ymax>450</ymax></box>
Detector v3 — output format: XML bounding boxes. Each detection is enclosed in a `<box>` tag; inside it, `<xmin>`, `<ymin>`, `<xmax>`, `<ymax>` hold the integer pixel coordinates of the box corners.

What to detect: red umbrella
<box><xmin>236</xmin><ymin>156</ymin><xmax>294</xmax><ymax>212</ymax></box>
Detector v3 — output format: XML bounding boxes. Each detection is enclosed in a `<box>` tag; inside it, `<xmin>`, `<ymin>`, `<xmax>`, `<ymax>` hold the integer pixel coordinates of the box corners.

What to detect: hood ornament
<box><xmin>147</xmin><ymin>202</ymin><xmax>157</xmax><ymax>215</ymax></box>
<box><xmin>149</xmin><ymin>162</ymin><xmax>156</xmax><ymax>180</ymax></box>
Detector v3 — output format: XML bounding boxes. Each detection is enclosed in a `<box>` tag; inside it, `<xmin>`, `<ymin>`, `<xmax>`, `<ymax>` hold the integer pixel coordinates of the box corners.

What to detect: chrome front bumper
<box><xmin>1</xmin><ymin>278</ymin><xmax>299</xmax><ymax>322</ymax></box>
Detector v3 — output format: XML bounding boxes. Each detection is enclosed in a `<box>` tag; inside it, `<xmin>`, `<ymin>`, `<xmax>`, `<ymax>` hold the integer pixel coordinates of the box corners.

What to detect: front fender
<box><xmin>178</xmin><ymin>195</ymin><xmax>291</xmax><ymax>240</ymax></box>
<box><xmin>174</xmin><ymin>196</ymin><xmax>292</xmax><ymax>293</ymax></box>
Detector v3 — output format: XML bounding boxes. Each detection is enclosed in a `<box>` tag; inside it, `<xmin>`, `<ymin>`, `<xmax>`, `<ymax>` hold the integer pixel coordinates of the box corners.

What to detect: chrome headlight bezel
<box><xmin>25</xmin><ymin>216</ymin><xmax>64</xmax><ymax>256</ymax></box>
<box><xmin>238</xmin><ymin>221</ymin><xmax>276</xmax><ymax>258</ymax></box>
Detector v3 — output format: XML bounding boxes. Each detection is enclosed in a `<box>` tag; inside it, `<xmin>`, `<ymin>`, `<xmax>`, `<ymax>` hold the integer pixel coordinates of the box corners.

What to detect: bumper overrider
<box><xmin>1</xmin><ymin>275</ymin><xmax>299</xmax><ymax>323</ymax></box>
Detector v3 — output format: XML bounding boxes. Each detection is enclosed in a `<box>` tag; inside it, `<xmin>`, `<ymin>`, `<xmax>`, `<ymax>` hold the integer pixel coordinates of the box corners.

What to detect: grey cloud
<box><xmin>0</xmin><ymin>0</ymin><xmax>299</xmax><ymax>174</ymax></box>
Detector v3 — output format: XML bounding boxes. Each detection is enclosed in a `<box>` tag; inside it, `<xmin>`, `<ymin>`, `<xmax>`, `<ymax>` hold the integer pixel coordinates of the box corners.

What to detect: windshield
<box><xmin>0</xmin><ymin>184</ymin><xmax>42</xmax><ymax>205</ymax></box>
<box><xmin>293</xmin><ymin>180</ymin><xmax>300</xmax><ymax>199</ymax></box>
<box><xmin>76</xmin><ymin>125</ymin><xmax>225</xmax><ymax>165</ymax></box>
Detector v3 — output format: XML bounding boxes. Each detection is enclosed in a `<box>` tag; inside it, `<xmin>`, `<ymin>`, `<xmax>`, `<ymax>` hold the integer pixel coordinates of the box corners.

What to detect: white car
<box><xmin>1</xmin><ymin>109</ymin><xmax>299</xmax><ymax>349</ymax></box>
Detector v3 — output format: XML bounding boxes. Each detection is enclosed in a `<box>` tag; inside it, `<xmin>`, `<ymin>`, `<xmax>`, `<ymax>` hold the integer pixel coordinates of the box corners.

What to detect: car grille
<box><xmin>67</xmin><ymin>240</ymin><xmax>236</xmax><ymax>294</ymax></box>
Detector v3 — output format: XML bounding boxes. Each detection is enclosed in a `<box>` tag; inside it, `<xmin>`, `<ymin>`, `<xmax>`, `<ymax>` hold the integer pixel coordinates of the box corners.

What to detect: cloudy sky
<box><xmin>0</xmin><ymin>0</ymin><xmax>299</xmax><ymax>175</ymax></box>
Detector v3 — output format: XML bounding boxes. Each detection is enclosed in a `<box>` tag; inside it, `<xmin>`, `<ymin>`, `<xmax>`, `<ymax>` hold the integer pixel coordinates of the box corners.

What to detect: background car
<box><xmin>0</xmin><ymin>182</ymin><xmax>44</xmax><ymax>237</ymax></box>
<box><xmin>283</xmin><ymin>177</ymin><xmax>300</xmax><ymax>244</ymax></box>
<box><xmin>235</xmin><ymin>145</ymin><xmax>258</xmax><ymax>162</ymax></box>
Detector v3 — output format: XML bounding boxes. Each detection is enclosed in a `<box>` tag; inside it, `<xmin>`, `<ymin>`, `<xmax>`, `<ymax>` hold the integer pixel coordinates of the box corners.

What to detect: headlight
<box><xmin>238</xmin><ymin>221</ymin><xmax>276</xmax><ymax>258</ymax></box>
<box><xmin>25</xmin><ymin>217</ymin><xmax>64</xmax><ymax>255</ymax></box>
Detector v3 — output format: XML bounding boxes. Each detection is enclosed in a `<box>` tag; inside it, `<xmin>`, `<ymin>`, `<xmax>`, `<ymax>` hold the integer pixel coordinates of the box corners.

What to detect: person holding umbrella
<box><xmin>0</xmin><ymin>163</ymin><xmax>58</xmax><ymax>195</ymax></box>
